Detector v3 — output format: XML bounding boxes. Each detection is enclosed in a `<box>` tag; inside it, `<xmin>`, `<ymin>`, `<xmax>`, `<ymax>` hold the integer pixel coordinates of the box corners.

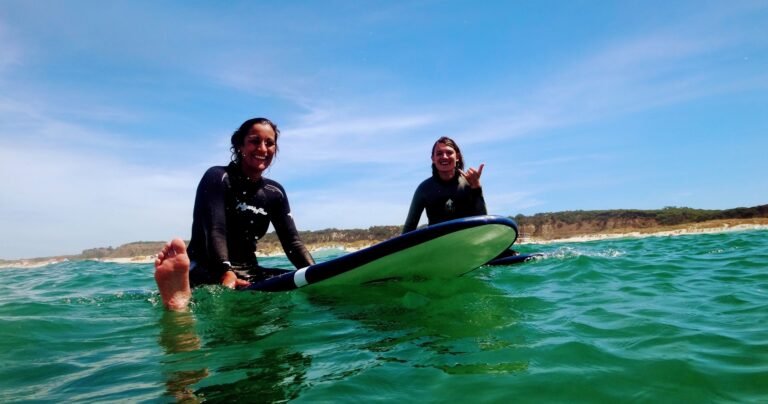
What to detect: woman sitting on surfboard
<box><xmin>402</xmin><ymin>136</ymin><xmax>487</xmax><ymax>234</ymax></box>
<box><xmin>154</xmin><ymin>117</ymin><xmax>315</xmax><ymax>310</ymax></box>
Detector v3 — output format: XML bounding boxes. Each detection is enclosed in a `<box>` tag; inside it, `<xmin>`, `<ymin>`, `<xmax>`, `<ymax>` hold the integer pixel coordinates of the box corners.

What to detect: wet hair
<box><xmin>230</xmin><ymin>117</ymin><xmax>280</xmax><ymax>165</ymax></box>
<box><xmin>431</xmin><ymin>136</ymin><xmax>464</xmax><ymax>176</ymax></box>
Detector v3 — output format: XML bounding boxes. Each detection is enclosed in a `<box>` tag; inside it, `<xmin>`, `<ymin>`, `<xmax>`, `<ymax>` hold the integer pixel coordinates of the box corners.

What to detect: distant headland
<box><xmin>2</xmin><ymin>205</ymin><xmax>766</xmax><ymax>268</ymax></box>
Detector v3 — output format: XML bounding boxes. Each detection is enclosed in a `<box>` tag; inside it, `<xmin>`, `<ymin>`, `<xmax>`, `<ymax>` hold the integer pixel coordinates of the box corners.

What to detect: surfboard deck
<box><xmin>245</xmin><ymin>215</ymin><xmax>519</xmax><ymax>292</ymax></box>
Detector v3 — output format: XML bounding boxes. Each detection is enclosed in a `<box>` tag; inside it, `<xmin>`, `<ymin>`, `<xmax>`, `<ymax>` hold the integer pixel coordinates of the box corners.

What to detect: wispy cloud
<box><xmin>0</xmin><ymin>142</ymin><xmax>196</xmax><ymax>259</ymax></box>
<box><xmin>1</xmin><ymin>2</ymin><xmax>766</xmax><ymax>258</ymax></box>
<box><xmin>0</xmin><ymin>22</ymin><xmax>22</xmax><ymax>74</ymax></box>
<box><xmin>0</xmin><ymin>94</ymin><xmax>200</xmax><ymax>258</ymax></box>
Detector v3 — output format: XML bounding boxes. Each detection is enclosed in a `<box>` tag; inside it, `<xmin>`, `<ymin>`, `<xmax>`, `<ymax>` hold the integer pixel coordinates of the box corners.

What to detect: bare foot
<box><xmin>154</xmin><ymin>238</ymin><xmax>192</xmax><ymax>311</ymax></box>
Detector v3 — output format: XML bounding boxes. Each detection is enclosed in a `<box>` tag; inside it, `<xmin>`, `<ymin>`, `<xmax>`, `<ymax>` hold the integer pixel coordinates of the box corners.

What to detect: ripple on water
<box><xmin>1</xmin><ymin>230</ymin><xmax>768</xmax><ymax>402</ymax></box>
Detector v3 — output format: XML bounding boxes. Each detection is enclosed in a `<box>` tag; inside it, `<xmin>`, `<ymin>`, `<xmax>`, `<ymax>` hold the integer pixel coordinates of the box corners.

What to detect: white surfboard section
<box><xmin>293</xmin><ymin>266</ymin><xmax>309</xmax><ymax>288</ymax></box>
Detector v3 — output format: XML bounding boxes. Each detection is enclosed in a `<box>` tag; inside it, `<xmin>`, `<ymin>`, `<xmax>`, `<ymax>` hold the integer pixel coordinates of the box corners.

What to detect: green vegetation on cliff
<box><xmin>516</xmin><ymin>205</ymin><xmax>768</xmax><ymax>226</ymax></box>
<box><xmin>514</xmin><ymin>205</ymin><xmax>768</xmax><ymax>239</ymax></box>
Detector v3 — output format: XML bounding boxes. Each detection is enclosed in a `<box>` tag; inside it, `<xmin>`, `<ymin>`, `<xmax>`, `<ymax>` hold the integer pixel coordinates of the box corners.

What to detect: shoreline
<box><xmin>519</xmin><ymin>219</ymin><xmax>768</xmax><ymax>245</ymax></box>
<box><xmin>3</xmin><ymin>219</ymin><xmax>767</xmax><ymax>269</ymax></box>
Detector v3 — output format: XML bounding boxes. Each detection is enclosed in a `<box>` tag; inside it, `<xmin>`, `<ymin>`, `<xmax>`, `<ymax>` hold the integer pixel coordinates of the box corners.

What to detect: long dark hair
<box><xmin>431</xmin><ymin>136</ymin><xmax>464</xmax><ymax>176</ymax></box>
<box><xmin>230</xmin><ymin>117</ymin><xmax>280</xmax><ymax>165</ymax></box>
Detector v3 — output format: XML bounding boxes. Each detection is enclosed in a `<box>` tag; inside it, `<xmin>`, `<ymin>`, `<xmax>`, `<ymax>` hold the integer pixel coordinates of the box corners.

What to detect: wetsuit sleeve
<box><xmin>402</xmin><ymin>185</ymin><xmax>425</xmax><ymax>234</ymax></box>
<box><xmin>270</xmin><ymin>186</ymin><xmax>315</xmax><ymax>268</ymax></box>
<box><xmin>193</xmin><ymin>167</ymin><xmax>231</xmax><ymax>277</ymax></box>
<box><xmin>470</xmin><ymin>186</ymin><xmax>488</xmax><ymax>216</ymax></box>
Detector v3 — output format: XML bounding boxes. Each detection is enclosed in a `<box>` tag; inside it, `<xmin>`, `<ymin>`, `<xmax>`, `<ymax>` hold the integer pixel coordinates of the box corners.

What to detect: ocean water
<box><xmin>1</xmin><ymin>230</ymin><xmax>767</xmax><ymax>403</ymax></box>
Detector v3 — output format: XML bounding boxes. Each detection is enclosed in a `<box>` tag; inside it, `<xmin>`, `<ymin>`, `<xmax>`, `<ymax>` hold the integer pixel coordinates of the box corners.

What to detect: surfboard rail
<box><xmin>485</xmin><ymin>253</ymin><xmax>543</xmax><ymax>266</ymax></box>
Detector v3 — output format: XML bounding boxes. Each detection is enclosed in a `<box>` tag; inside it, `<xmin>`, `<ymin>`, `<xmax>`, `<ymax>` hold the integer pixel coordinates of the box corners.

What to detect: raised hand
<box><xmin>460</xmin><ymin>163</ymin><xmax>484</xmax><ymax>189</ymax></box>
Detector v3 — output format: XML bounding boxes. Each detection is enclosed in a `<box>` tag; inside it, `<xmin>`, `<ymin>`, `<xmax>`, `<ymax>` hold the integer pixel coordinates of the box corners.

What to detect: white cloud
<box><xmin>0</xmin><ymin>142</ymin><xmax>196</xmax><ymax>259</ymax></box>
<box><xmin>0</xmin><ymin>94</ymin><xmax>200</xmax><ymax>258</ymax></box>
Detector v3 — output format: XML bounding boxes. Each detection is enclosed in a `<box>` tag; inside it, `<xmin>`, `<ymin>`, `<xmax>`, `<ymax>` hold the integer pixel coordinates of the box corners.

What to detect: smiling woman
<box><xmin>153</xmin><ymin>117</ymin><xmax>315</xmax><ymax>311</ymax></box>
<box><xmin>401</xmin><ymin>136</ymin><xmax>487</xmax><ymax>234</ymax></box>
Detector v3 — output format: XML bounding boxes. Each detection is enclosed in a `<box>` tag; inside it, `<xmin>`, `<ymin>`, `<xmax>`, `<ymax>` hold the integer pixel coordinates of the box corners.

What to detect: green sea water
<box><xmin>1</xmin><ymin>230</ymin><xmax>767</xmax><ymax>403</ymax></box>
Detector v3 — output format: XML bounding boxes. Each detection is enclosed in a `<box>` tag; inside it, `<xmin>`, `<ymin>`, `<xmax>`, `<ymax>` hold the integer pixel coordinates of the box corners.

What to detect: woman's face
<box><xmin>432</xmin><ymin>142</ymin><xmax>459</xmax><ymax>176</ymax></box>
<box><xmin>240</xmin><ymin>123</ymin><xmax>277</xmax><ymax>178</ymax></box>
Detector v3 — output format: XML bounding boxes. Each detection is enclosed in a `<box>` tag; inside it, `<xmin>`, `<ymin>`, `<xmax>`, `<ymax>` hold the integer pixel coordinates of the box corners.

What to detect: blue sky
<box><xmin>1</xmin><ymin>1</ymin><xmax>767</xmax><ymax>259</ymax></box>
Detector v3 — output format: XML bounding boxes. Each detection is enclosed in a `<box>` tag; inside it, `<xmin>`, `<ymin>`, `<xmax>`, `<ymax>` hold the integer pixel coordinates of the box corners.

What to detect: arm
<box><xmin>470</xmin><ymin>186</ymin><xmax>488</xmax><ymax>216</ymax></box>
<box><xmin>461</xmin><ymin>163</ymin><xmax>487</xmax><ymax>216</ymax></box>
<box><xmin>402</xmin><ymin>186</ymin><xmax>425</xmax><ymax>234</ymax></box>
<box><xmin>192</xmin><ymin>167</ymin><xmax>239</xmax><ymax>285</ymax></box>
<box><xmin>270</xmin><ymin>185</ymin><xmax>315</xmax><ymax>269</ymax></box>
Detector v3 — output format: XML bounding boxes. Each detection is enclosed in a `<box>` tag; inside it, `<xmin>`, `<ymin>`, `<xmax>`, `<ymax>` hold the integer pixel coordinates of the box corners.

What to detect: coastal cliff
<box><xmin>2</xmin><ymin>205</ymin><xmax>766</xmax><ymax>267</ymax></box>
<box><xmin>515</xmin><ymin>205</ymin><xmax>768</xmax><ymax>240</ymax></box>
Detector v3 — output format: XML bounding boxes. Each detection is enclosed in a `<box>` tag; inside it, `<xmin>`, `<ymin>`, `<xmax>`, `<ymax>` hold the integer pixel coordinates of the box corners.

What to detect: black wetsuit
<box><xmin>402</xmin><ymin>172</ymin><xmax>487</xmax><ymax>234</ymax></box>
<box><xmin>187</xmin><ymin>162</ymin><xmax>314</xmax><ymax>286</ymax></box>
